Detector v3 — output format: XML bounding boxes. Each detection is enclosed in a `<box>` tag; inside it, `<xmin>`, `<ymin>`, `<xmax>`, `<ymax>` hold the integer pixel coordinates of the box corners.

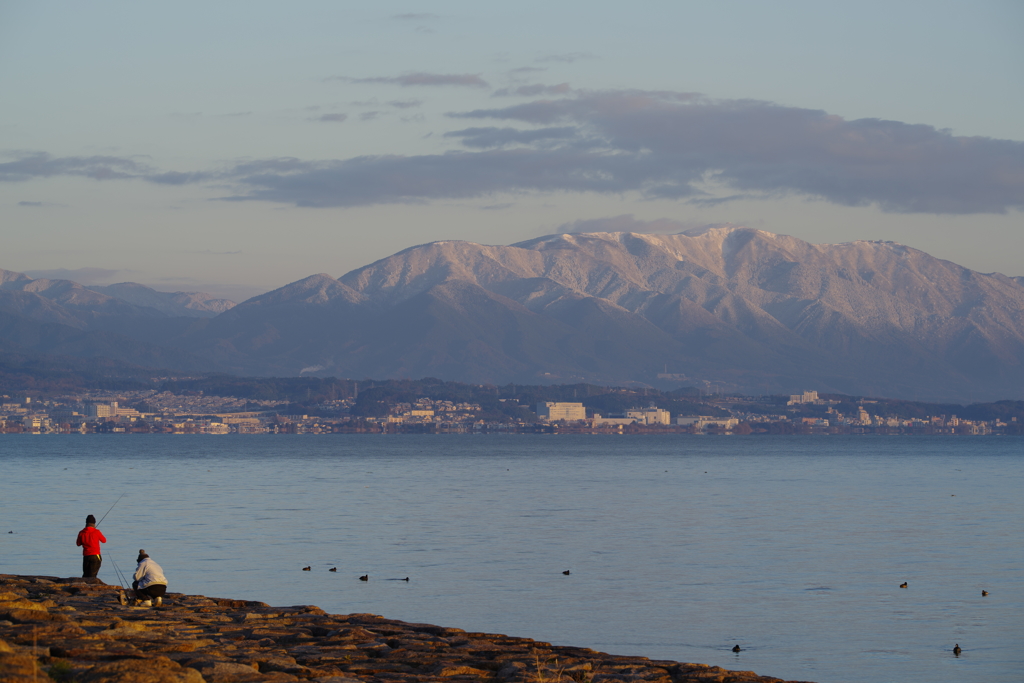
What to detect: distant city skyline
<box><xmin>2</xmin><ymin>1</ymin><xmax>1022</xmax><ymax>302</ymax></box>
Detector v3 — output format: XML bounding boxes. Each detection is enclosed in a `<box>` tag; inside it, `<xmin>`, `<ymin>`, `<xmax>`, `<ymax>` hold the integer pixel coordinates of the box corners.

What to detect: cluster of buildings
<box><xmin>0</xmin><ymin>392</ymin><xmax>1018</xmax><ymax>436</ymax></box>
<box><xmin>108</xmin><ymin>390</ymin><xmax>283</xmax><ymax>414</ymax></box>
<box><xmin>0</xmin><ymin>394</ymin><xmax>285</xmax><ymax>435</ymax></box>
<box><xmin>539</xmin><ymin>402</ymin><xmax>738</xmax><ymax>431</ymax></box>
<box><xmin>386</xmin><ymin>398</ymin><xmax>484</xmax><ymax>425</ymax></box>
<box><xmin>536</xmin><ymin>400</ymin><xmax>1017</xmax><ymax>434</ymax></box>
<box><xmin>740</xmin><ymin>411</ymin><xmax>1012</xmax><ymax>434</ymax></box>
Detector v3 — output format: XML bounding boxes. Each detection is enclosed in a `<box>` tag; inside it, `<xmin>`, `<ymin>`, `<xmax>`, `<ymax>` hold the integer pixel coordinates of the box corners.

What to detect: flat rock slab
<box><xmin>0</xmin><ymin>574</ymin><xmax>813</xmax><ymax>683</ymax></box>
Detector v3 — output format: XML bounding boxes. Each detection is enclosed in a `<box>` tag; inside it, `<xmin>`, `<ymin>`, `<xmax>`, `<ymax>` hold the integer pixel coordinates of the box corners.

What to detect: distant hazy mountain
<box><xmin>0</xmin><ymin>269</ymin><xmax>232</xmax><ymax>371</ymax></box>
<box><xmin>0</xmin><ymin>271</ymin><xmax>235</xmax><ymax>319</ymax></box>
<box><xmin>170</xmin><ymin>227</ymin><xmax>1024</xmax><ymax>401</ymax></box>
<box><xmin>89</xmin><ymin>282</ymin><xmax>235</xmax><ymax>317</ymax></box>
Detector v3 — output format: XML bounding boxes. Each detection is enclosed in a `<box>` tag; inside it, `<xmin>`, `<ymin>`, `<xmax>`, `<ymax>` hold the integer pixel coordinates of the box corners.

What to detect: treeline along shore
<box><xmin>0</xmin><ymin>574</ymin><xmax>810</xmax><ymax>683</ymax></box>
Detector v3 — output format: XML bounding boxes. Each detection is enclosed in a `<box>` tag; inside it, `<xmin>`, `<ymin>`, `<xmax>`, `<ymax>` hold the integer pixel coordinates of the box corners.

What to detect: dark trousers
<box><xmin>132</xmin><ymin>582</ymin><xmax>167</xmax><ymax>599</ymax></box>
<box><xmin>83</xmin><ymin>554</ymin><xmax>102</xmax><ymax>578</ymax></box>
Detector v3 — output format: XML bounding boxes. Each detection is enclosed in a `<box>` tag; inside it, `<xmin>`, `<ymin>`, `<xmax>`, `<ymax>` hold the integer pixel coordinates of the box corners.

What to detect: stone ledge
<box><xmin>0</xmin><ymin>574</ymin><xmax>813</xmax><ymax>683</ymax></box>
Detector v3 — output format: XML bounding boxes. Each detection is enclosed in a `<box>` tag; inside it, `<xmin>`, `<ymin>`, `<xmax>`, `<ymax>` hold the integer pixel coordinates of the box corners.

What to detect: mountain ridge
<box><xmin>169</xmin><ymin>226</ymin><xmax>1024</xmax><ymax>400</ymax></box>
<box><xmin>0</xmin><ymin>269</ymin><xmax>236</xmax><ymax>318</ymax></box>
<box><xmin>3</xmin><ymin>228</ymin><xmax>1024</xmax><ymax>401</ymax></box>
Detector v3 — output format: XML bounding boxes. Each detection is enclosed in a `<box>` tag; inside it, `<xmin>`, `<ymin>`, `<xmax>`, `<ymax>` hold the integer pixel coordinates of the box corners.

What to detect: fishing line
<box><xmin>97</xmin><ymin>492</ymin><xmax>132</xmax><ymax>601</ymax></box>
<box><xmin>97</xmin><ymin>492</ymin><xmax>127</xmax><ymax>526</ymax></box>
<box><xmin>96</xmin><ymin>493</ymin><xmax>158</xmax><ymax>607</ymax></box>
<box><xmin>109</xmin><ymin>556</ymin><xmax>135</xmax><ymax>602</ymax></box>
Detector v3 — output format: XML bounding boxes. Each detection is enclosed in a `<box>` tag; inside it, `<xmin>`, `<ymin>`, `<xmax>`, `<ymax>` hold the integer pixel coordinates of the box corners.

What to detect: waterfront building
<box><xmin>536</xmin><ymin>402</ymin><xmax>587</xmax><ymax>421</ymax></box>
<box><xmin>625</xmin><ymin>408</ymin><xmax>671</xmax><ymax>425</ymax></box>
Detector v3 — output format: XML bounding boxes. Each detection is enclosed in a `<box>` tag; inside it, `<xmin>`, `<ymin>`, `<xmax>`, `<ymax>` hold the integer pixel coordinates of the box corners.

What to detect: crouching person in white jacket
<box><xmin>132</xmin><ymin>549</ymin><xmax>168</xmax><ymax>607</ymax></box>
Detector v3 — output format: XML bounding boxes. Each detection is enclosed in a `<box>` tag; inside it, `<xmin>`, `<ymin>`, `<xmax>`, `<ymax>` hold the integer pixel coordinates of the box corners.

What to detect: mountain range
<box><xmin>0</xmin><ymin>272</ymin><xmax>234</xmax><ymax>371</ymax></box>
<box><xmin>3</xmin><ymin>226</ymin><xmax>1024</xmax><ymax>402</ymax></box>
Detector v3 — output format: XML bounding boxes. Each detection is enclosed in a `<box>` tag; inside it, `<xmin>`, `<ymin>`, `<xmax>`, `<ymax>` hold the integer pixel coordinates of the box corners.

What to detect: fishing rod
<box><xmin>109</xmin><ymin>556</ymin><xmax>136</xmax><ymax>604</ymax></box>
<box><xmin>97</xmin><ymin>492</ymin><xmax>133</xmax><ymax>603</ymax></box>
<box><xmin>111</xmin><ymin>556</ymin><xmax>131</xmax><ymax>591</ymax></box>
<box><xmin>97</xmin><ymin>492</ymin><xmax>127</xmax><ymax>526</ymax></box>
<box><xmin>108</xmin><ymin>556</ymin><xmax>127</xmax><ymax>591</ymax></box>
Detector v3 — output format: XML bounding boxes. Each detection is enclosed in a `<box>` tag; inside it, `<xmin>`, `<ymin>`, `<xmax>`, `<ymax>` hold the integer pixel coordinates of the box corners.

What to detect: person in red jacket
<box><xmin>76</xmin><ymin>514</ymin><xmax>107</xmax><ymax>578</ymax></box>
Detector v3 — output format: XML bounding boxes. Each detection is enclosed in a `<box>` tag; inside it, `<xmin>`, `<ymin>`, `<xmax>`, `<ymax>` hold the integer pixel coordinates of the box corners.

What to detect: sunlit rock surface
<box><xmin>0</xmin><ymin>574</ymin><xmax>811</xmax><ymax>683</ymax></box>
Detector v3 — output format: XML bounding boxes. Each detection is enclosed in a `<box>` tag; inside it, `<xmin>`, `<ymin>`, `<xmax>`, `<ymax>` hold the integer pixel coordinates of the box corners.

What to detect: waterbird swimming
<box><xmin>562</xmin><ymin>570</ymin><xmax>571</xmax><ymax>575</ymax></box>
<box><xmin>900</xmin><ymin>582</ymin><xmax>908</xmax><ymax>588</ymax></box>
<box><xmin>359</xmin><ymin>574</ymin><xmax>368</xmax><ymax>581</ymax></box>
<box><xmin>329</xmin><ymin>567</ymin><xmax>337</xmax><ymax>572</ymax></box>
<box><xmin>302</xmin><ymin>566</ymin><xmax>311</xmax><ymax>571</ymax></box>
<box><xmin>982</xmin><ymin>590</ymin><xmax>988</xmax><ymax>596</ymax></box>
<box><xmin>953</xmin><ymin>644</ymin><xmax>961</xmax><ymax>656</ymax></box>
<box><xmin>732</xmin><ymin>645</ymin><xmax>742</xmax><ymax>653</ymax></box>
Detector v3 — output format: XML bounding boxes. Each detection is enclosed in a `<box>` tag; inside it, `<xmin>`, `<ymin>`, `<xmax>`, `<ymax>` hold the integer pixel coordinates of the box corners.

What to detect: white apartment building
<box><xmin>536</xmin><ymin>402</ymin><xmax>587</xmax><ymax>421</ymax></box>
<box><xmin>677</xmin><ymin>415</ymin><xmax>739</xmax><ymax>430</ymax></box>
<box><xmin>87</xmin><ymin>401</ymin><xmax>140</xmax><ymax>419</ymax></box>
<box><xmin>788</xmin><ymin>390</ymin><xmax>820</xmax><ymax>405</ymax></box>
<box><xmin>88</xmin><ymin>402</ymin><xmax>117</xmax><ymax>418</ymax></box>
<box><xmin>591</xmin><ymin>415</ymin><xmax>636</xmax><ymax>426</ymax></box>
<box><xmin>625</xmin><ymin>408</ymin><xmax>671</xmax><ymax>425</ymax></box>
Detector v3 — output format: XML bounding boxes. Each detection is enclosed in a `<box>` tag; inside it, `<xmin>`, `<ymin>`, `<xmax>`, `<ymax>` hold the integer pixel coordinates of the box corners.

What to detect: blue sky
<box><xmin>2</xmin><ymin>1</ymin><xmax>1022</xmax><ymax>301</ymax></box>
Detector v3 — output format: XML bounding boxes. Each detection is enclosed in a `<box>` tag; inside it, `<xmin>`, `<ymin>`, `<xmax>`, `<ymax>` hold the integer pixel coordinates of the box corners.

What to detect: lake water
<box><xmin>1</xmin><ymin>434</ymin><xmax>1021</xmax><ymax>683</ymax></box>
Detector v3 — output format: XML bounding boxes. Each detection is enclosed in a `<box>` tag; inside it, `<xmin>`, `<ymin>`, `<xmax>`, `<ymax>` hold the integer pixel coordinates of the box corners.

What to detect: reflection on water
<box><xmin>1</xmin><ymin>434</ymin><xmax>1021</xmax><ymax>683</ymax></box>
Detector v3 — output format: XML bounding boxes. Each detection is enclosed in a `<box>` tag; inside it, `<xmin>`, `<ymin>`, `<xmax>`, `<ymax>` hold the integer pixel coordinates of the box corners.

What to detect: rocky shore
<box><xmin>0</xmin><ymin>574</ymin><xmax>810</xmax><ymax>683</ymax></box>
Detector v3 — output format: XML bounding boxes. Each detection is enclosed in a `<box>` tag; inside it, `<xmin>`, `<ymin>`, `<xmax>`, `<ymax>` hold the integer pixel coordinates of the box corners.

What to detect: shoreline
<box><xmin>0</xmin><ymin>573</ymin><xmax>812</xmax><ymax>683</ymax></box>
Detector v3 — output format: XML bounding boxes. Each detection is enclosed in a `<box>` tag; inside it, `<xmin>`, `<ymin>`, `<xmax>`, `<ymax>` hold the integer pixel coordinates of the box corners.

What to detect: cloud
<box><xmin>334</xmin><ymin>72</ymin><xmax>489</xmax><ymax>88</ymax></box>
<box><xmin>686</xmin><ymin>193</ymin><xmax>758</xmax><ymax>207</ymax></box>
<box><xmin>316</xmin><ymin>113</ymin><xmax>349</xmax><ymax>122</ymax></box>
<box><xmin>557</xmin><ymin>216</ymin><xmax>749</xmax><ymax>237</ymax></box>
<box><xmin>557</xmin><ymin>215</ymin><xmax>691</xmax><ymax>234</ymax></box>
<box><xmin>444</xmin><ymin>126</ymin><xmax>578</xmax><ymax>148</ymax></box>
<box><xmin>392</xmin><ymin>13</ymin><xmax>438</xmax><ymax>21</ymax></box>
<box><xmin>23</xmin><ymin>267</ymin><xmax>126</xmax><ymax>284</ymax></box>
<box><xmin>17</xmin><ymin>200</ymin><xmax>66</xmax><ymax>207</ymax></box>
<box><xmin>10</xmin><ymin>90</ymin><xmax>1024</xmax><ymax>215</ymax></box>
<box><xmin>215</xmin><ymin>147</ymin><xmax>651</xmax><ymax>207</ymax></box>
<box><xmin>148</xmin><ymin>171</ymin><xmax>215</xmax><ymax>185</ymax></box>
<box><xmin>492</xmin><ymin>83</ymin><xmax>572</xmax><ymax>97</ymax></box>
<box><xmin>387</xmin><ymin>99</ymin><xmax>423</xmax><ymax>109</ymax></box>
<box><xmin>0</xmin><ymin>152</ymin><xmax>149</xmax><ymax>182</ymax></box>
<box><xmin>536</xmin><ymin>52</ymin><xmax>595</xmax><ymax>63</ymax></box>
<box><xmin>209</xmin><ymin>90</ymin><xmax>1024</xmax><ymax>212</ymax></box>
<box><xmin>449</xmin><ymin>90</ymin><xmax>1024</xmax><ymax>214</ymax></box>
<box><xmin>146</xmin><ymin>279</ymin><xmax>265</xmax><ymax>302</ymax></box>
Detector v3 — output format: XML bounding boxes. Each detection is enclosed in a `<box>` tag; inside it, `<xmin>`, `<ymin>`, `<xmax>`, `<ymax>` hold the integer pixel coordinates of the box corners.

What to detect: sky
<box><xmin>2</xmin><ymin>0</ymin><xmax>1022</xmax><ymax>302</ymax></box>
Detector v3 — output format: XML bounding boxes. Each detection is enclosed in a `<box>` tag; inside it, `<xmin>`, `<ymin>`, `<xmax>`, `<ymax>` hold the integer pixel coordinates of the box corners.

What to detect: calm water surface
<box><xmin>1</xmin><ymin>435</ymin><xmax>1021</xmax><ymax>683</ymax></box>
